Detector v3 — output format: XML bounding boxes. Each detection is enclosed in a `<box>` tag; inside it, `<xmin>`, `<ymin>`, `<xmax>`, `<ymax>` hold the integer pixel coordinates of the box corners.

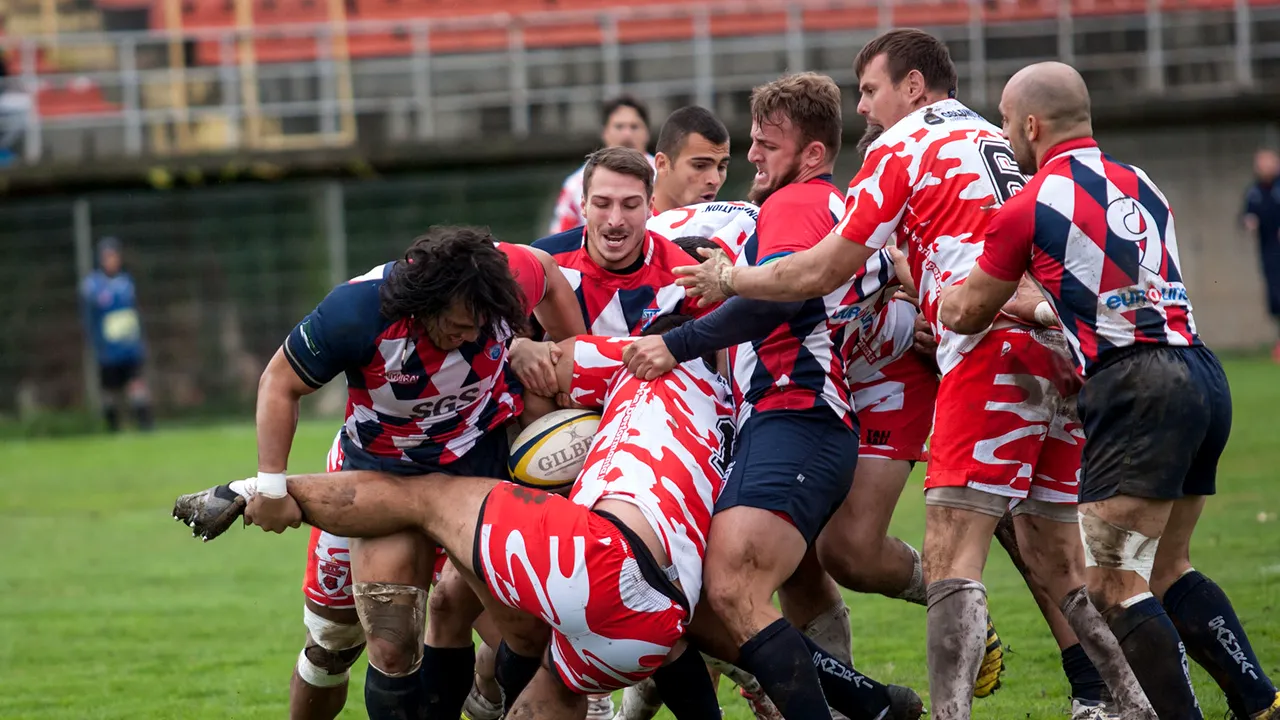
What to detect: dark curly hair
<box><xmin>379</xmin><ymin>226</ymin><xmax>530</xmax><ymax>338</ymax></box>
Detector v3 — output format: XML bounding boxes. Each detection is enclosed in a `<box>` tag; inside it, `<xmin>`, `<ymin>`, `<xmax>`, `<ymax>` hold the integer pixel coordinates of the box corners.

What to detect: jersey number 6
<box><xmin>978</xmin><ymin>138</ymin><xmax>1026</xmax><ymax>205</ymax></box>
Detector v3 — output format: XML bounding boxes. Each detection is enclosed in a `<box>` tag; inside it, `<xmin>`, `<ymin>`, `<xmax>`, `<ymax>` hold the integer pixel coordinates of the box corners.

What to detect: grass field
<box><xmin>3</xmin><ymin>358</ymin><xmax>1279</xmax><ymax>719</ymax></box>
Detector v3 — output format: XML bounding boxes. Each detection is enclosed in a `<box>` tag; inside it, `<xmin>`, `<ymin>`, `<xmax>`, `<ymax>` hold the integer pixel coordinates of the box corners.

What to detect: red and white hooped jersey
<box><xmin>566</xmin><ymin>335</ymin><xmax>735</xmax><ymax>612</ymax></box>
<box><xmin>836</xmin><ymin>99</ymin><xmax>1027</xmax><ymax>376</ymax></box>
<box><xmin>647</xmin><ymin>201</ymin><xmax>759</xmax><ymax>259</ymax></box>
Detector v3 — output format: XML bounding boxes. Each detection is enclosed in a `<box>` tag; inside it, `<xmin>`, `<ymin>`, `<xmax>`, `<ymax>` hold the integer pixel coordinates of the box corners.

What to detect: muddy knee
<box><xmin>1078</xmin><ymin>510</ymin><xmax>1160</xmax><ymax>609</ymax></box>
<box><xmin>297</xmin><ymin>605</ymin><xmax>366</xmax><ymax>688</ymax></box>
<box><xmin>354</xmin><ymin>582</ymin><xmax>427</xmax><ymax>677</ymax></box>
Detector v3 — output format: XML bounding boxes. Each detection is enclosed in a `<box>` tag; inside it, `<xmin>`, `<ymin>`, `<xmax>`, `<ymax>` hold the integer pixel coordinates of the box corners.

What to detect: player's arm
<box><xmin>529</xmin><ymin>246</ymin><xmax>586</xmax><ymax>340</ymax></box>
<box><xmin>251</xmin><ymin>283</ymin><xmax>377</xmax><ymax>532</ymax></box>
<box><xmin>519</xmin><ymin>336</ymin><xmax>589</xmax><ymax>426</ymax></box>
<box><xmin>1242</xmin><ymin>187</ymin><xmax>1261</xmax><ymax>234</ymax></box>
<box><xmin>999</xmin><ymin>274</ymin><xmax>1059</xmax><ymax>328</ymax></box>
<box><xmin>625</xmin><ymin>297</ymin><xmax>801</xmax><ymax>380</ymax></box>
<box><xmin>940</xmin><ymin>195</ymin><xmax>1034</xmax><ymax>334</ymax></box>
<box><xmin>676</xmin><ymin>231</ymin><xmax>875</xmax><ymax>304</ymax></box>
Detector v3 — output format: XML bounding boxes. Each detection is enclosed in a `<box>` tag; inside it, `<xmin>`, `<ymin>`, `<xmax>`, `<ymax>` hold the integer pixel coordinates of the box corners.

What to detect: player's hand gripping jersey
<box><xmin>647</xmin><ymin>201</ymin><xmax>760</xmax><ymax>259</ymax></box>
<box><xmin>476</xmin><ymin>336</ymin><xmax>734</xmax><ymax>693</ymax></box>
<box><xmin>283</xmin><ymin>242</ymin><xmax>545</xmax><ymax>472</ymax></box>
<box><xmin>837</xmin><ymin>99</ymin><xmax>1027</xmax><ymax>375</ymax></box>
<box><xmin>533</xmin><ymin>229</ymin><xmax>710</xmax><ymax>337</ymax></box>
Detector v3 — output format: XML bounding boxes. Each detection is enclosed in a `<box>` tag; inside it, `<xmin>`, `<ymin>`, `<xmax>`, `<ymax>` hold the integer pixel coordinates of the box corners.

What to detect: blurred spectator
<box><xmin>1242</xmin><ymin>148</ymin><xmax>1280</xmax><ymax>362</ymax></box>
<box><xmin>547</xmin><ymin>94</ymin><xmax>655</xmax><ymax>234</ymax></box>
<box><xmin>0</xmin><ymin>25</ymin><xmax>30</xmax><ymax>165</ymax></box>
<box><xmin>80</xmin><ymin>237</ymin><xmax>154</xmax><ymax>432</ymax></box>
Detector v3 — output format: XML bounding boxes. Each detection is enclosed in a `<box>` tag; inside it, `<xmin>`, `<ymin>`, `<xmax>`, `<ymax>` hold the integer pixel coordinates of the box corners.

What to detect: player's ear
<box><xmin>802</xmin><ymin>140</ymin><xmax>827</xmax><ymax>171</ymax></box>
<box><xmin>906</xmin><ymin>68</ymin><xmax>926</xmax><ymax>101</ymax></box>
<box><xmin>655</xmin><ymin>151</ymin><xmax>671</xmax><ymax>174</ymax></box>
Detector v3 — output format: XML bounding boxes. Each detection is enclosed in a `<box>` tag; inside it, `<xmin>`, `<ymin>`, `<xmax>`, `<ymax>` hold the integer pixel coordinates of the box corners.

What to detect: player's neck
<box><xmin>651</xmin><ymin>187</ymin><xmax>680</xmax><ymax>215</ymax></box>
<box><xmin>1034</xmin><ymin>129</ymin><xmax>1093</xmax><ymax>168</ymax></box>
<box><xmin>793</xmin><ymin>164</ymin><xmax>835</xmax><ymax>186</ymax></box>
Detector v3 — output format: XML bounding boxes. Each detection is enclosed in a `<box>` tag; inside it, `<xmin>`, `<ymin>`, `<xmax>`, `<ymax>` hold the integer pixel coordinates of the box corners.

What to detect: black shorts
<box><xmin>715</xmin><ymin>406</ymin><xmax>858</xmax><ymax>544</ymax></box>
<box><xmin>99</xmin><ymin>361</ymin><xmax>141</xmax><ymax>391</ymax></box>
<box><xmin>1077</xmin><ymin>345</ymin><xmax>1231</xmax><ymax>503</ymax></box>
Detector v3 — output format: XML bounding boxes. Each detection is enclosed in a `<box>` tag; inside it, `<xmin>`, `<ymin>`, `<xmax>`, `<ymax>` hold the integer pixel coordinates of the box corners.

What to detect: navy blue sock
<box><xmin>365</xmin><ymin>663</ymin><xmax>427</xmax><ymax>720</ymax></box>
<box><xmin>652</xmin><ymin>647</ymin><xmax>721</xmax><ymax>719</ymax></box>
<box><xmin>737</xmin><ymin>619</ymin><xmax>833</xmax><ymax>720</ymax></box>
<box><xmin>1061</xmin><ymin>643</ymin><xmax>1108</xmax><ymax>703</ymax></box>
<box><xmin>494</xmin><ymin>641</ymin><xmax>541</xmax><ymax>715</ymax></box>
<box><xmin>1163</xmin><ymin>570</ymin><xmax>1278</xmax><ymax>715</ymax></box>
<box><xmin>419</xmin><ymin>644</ymin><xmax>475</xmax><ymax>720</ymax></box>
<box><xmin>1106</xmin><ymin>596</ymin><xmax>1204</xmax><ymax>720</ymax></box>
<box><xmin>798</xmin><ymin>634</ymin><xmax>892</xmax><ymax>720</ymax></box>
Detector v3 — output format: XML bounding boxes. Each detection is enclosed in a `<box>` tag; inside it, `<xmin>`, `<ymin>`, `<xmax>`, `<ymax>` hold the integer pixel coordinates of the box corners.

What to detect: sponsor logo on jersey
<box><xmin>488</xmin><ymin>344</ymin><xmax>503</xmax><ymax>361</ymax></box>
<box><xmin>385</xmin><ymin>371</ymin><xmax>421</xmax><ymax>384</ymax></box>
<box><xmin>1102</xmin><ymin>284</ymin><xmax>1189</xmax><ymax>310</ymax></box>
<box><xmin>409</xmin><ymin>386</ymin><xmax>483</xmax><ymax>418</ymax></box>
<box><xmin>300</xmin><ymin>319</ymin><xmax>320</xmax><ymax>355</ymax></box>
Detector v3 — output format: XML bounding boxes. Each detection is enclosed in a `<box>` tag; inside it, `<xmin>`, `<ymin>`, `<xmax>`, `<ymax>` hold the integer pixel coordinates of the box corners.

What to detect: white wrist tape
<box><xmin>257</xmin><ymin>471</ymin><xmax>288</xmax><ymax>498</ymax></box>
<box><xmin>1034</xmin><ymin>301</ymin><xmax>1057</xmax><ymax>327</ymax></box>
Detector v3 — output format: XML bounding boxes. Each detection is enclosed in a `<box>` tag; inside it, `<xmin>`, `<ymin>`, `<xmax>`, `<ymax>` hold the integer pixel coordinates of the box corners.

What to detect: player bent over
<box><xmin>178</xmin><ymin>321</ymin><xmax>740</xmax><ymax>719</ymax></box>
<box><xmin>243</xmin><ymin>227</ymin><xmax>582</xmax><ymax>720</ymax></box>
<box><xmin>942</xmin><ymin>61</ymin><xmax>1279</xmax><ymax>720</ymax></box>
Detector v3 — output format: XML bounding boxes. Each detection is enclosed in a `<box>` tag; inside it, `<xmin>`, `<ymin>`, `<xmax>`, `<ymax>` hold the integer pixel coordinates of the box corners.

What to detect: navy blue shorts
<box><xmin>1077</xmin><ymin>345</ymin><xmax>1231</xmax><ymax>503</ymax></box>
<box><xmin>715</xmin><ymin>406</ymin><xmax>858</xmax><ymax>545</ymax></box>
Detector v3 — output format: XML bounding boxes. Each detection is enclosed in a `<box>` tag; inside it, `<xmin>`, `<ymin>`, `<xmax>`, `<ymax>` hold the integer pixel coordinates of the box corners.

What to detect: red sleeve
<box><xmin>835</xmin><ymin>144</ymin><xmax>912</xmax><ymax>249</ymax></box>
<box><xmin>755</xmin><ymin>187</ymin><xmax>836</xmax><ymax>261</ymax></box>
<box><xmin>497</xmin><ymin>243</ymin><xmax>547</xmax><ymax>315</ymax></box>
<box><xmin>568</xmin><ymin>335</ymin><xmax>630</xmax><ymax>408</ymax></box>
<box><xmin>976</xmin><ymin>190</ymin><xmax>1036</xmax><ymax>282</ymax></box>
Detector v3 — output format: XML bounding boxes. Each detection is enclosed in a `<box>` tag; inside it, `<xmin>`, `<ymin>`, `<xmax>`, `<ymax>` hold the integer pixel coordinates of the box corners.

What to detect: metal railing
<box><xmin>1</xmin><ymin>0</ymin><xmax>1276</xmax><ymax>166</ymax></box>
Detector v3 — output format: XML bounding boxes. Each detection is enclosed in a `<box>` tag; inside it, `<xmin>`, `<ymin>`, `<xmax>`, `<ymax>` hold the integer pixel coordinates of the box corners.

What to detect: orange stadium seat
<box><xmin>35</xmin><ymin>78</ymin><xmax>120</xmax><ymax>117</ymax></box>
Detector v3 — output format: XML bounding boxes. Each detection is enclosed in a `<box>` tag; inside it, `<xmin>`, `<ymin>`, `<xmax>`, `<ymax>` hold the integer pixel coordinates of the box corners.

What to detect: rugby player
<box><xmin>549</xmin><ymin>95</ymin><xmax>654</xmax><ymax>235</ymax></box>
<box><xmin>175</xmin><ymin>317</ymin><xmax>737</xmax><ymax>720</ymax></box>
<box><xmin>939</xmin><ymin>61</ymin><xmax>1280</xmax><ymax>720</ymax></box>
<box><xmin>626</xmin><ymin>72</ymin><xmax>923</xmax><ymax>720</ymax></box>
<box><xmin>673</xmin><ymin>33</ymin><xmax>1142</xmax><ymax>718</ymax></box>
<box><xmin>241</xmin><ymin>227</ymin><xmax>583</xmax><ymax>720</ymax></box>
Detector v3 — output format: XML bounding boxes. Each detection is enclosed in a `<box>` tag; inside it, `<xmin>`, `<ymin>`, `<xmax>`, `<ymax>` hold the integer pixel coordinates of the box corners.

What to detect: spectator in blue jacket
<box><xmin>81</xmin><ymin>237</ymin><xmax>153</xmax><ymax>431</ymax></box>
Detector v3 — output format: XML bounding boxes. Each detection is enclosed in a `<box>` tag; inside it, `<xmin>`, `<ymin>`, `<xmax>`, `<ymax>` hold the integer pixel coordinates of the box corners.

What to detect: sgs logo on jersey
<box><xmin>409</xmin><ymin>387</ymin><xmax>483</xmax><ymax>419</ymax></box>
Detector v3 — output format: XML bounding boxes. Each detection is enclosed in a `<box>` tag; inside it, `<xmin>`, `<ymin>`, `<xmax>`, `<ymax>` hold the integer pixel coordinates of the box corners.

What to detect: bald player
<box><xmin>941</xmin><ymin>62</ymin><xmax>1279</xmax><ymax>720</ymax></box>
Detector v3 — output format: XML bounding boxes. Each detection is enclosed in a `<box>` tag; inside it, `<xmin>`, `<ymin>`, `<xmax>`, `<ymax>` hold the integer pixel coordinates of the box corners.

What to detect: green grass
<box><xmin>3</xmin><ymin>358</ymin><xmax>1279</xmax><ymax>719</ymax></box>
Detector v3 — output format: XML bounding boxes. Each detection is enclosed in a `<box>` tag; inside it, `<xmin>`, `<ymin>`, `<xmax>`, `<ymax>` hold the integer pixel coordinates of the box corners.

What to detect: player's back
<box><xmin>843</xmin><ymin>99</ymin><xmax>1026</xmax><ymax>373</ymax></box>
<box><xmin>566</xmin><ymin>336</ymin><xmax>733</xmax><ymax>610</ymax></box>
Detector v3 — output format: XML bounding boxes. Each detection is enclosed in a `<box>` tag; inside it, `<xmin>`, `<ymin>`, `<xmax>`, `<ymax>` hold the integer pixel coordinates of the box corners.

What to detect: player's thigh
<box><xmin>922</xmin><ymin>495</ymin><xmax>1002</xmax><ymax>582</ymax></box>
<box><xmin>820</xmin><ymin>456</ymin><xmax>913</xmax><ymax>553</ymax></box>
<box><xmin>1010</xmin><ymin>504</ymin><xmax>1086</xmax><ymax>599</ymax></box>
<box><xmin>1150</xmin><ymin>495</ymin><xmax>1208</xmax><ymax>599</ymax></box>
<box><xmin>715</xmin><ymin>407</ymin><xmax>858</xmax><ymax>548</ymax></box>
<box><xmin>351</xmin><ymin>530</ymin><xmax>437</xmax><ymax>588</ymax></box>
<box><xmin>426</xmin><ymin>559</ymin><xmax>485</xmax><ymax>648</ymax></box>
<box><xmin>705</xmin><ymin>506</ymin><xmax>809</xmax><ymax>604</ymax></box>
<box><xmin>778</xmin><ymin>545</ymin><xmax>842</xmax><ymax>627</ymax></box>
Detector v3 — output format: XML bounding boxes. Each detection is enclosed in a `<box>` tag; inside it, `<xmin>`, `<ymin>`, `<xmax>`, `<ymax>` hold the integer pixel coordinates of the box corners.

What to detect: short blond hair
<box><xmin>750</xmin><ymin>72</ymin><xmax>843</xmax><ymax>158</ymax></box>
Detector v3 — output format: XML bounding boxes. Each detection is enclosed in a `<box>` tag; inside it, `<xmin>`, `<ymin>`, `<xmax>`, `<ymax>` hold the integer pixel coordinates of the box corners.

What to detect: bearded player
<box><xmin>673</xmin><ymin>33</ymin><xmax>1145</xmax><ymax>718</ymax></box>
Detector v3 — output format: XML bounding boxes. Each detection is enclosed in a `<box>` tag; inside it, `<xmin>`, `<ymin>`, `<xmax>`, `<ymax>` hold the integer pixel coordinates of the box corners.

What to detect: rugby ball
<box><xmin>508</xmin><ymin>409</ymin><xmax>602</xmax><ymax>490</ymax></box>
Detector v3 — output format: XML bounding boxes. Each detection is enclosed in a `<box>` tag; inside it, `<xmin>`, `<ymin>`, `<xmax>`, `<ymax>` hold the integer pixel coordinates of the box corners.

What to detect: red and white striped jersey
<box><xmin>977</xmin><ymin>138</ymin><xmax>1200</xmax><ymax>374</ymax></box>
<box><xmin>647</xmin><ymin>201</ymin><xmax>759</xmax><ymax>259</ymax></box>
<box><xmin>566</xmin><ymin>336</ymin><xmax>735</xmax><ymax>613</ymax></box>
<box><xmin>836</xmin><ymin>99</ymin><xmax>1026</xmax><ymax>375</ymax></box>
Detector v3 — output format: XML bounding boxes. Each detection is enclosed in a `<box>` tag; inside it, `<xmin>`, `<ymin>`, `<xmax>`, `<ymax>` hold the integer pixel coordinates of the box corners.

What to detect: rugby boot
<box><xmin>738</xmin><ymin>684</ymin><xmax>785</xmax><ymax>720</ymax></box>
<box><xmin>887</xmin><ymin>684</ymin><xmax>926</xmax><ymax>719</ymax></box>
<box><xmin>974</xmin><ymin>613</ymin><xmax>1006</xmax><ymax>698</ymax></box>
<box><xmin>1072</xmin><ymin>699</ymin><xmax>1121</xmax><ymax>720</ymax></box>
<box><xmin>173</xmin><ymin>484</ymin><xmax>245</xmax><ymax>541</ymax></box>
<box><xmin>1251</xmin><ymin>691</ymin><xmax>1280</xmax><ymax>720</ymax></box>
